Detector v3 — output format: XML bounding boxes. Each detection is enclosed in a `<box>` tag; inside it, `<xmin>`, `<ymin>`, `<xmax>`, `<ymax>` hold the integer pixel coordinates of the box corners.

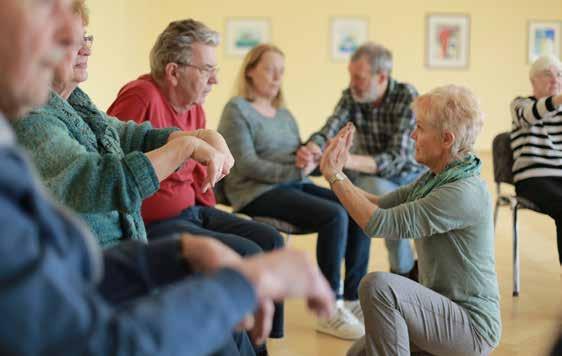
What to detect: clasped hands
<box><xmin>169</xmin><ymin>129</ymin><xmax>235</xmax><ymax>193</ymax></box>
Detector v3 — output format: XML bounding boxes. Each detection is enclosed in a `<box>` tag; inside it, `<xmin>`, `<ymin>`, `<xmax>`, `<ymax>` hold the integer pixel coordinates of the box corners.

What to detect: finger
<box><xmin>201</xmin><ymin>179</ymin><xmax>211</xmax><ymax>193</ymax></box>
<box><xmin>306</xmin><ymin>275</ymin><xmax>336</xmax><ymax>318</ymax></box>
<box><xmin>235</xmin><ymin>314</ymin><xmax>255</xmax><ymax>332</ymax></box>
<box><xmin>250</xmin><ymin>301</ymin><xmax>274</xmax><ymax>345</ymax></box>
<box><xmin>335</xmin><ymin>138</ymin><xmax>346</xmax><ymax>162</ymax></box>
<box><xmin>203</xmin><ymin>162</ymin><xmax>219</xmax><ymax>192</ymax></box>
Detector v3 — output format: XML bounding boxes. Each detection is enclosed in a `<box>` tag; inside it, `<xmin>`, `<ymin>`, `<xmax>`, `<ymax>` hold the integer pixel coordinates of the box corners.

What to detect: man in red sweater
<box><xmin>107</xmin><ymin>19</ymin><xmax>285</xmax><ymax>350</ymax></box>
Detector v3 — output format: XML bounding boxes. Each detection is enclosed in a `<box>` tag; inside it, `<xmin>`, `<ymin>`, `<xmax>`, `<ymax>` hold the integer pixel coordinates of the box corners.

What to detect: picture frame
<box><xmin>330</xmin><ymin>17</ymin><xmax>369</xmax><ymax>61</ymax></box>
<box><xmin>225</xmin><ymin>18</ymin><xmax>271</xmax><ymax>57</ymax></box>
<box><xmin>426</xmin><ymin>14</ymin><xmax>470</xmax><ymax>69</ymax></box>
<box><xmin>528</xmin><ymin>20</ymin><xmax>561</xmax><ymax>63</ymax></box>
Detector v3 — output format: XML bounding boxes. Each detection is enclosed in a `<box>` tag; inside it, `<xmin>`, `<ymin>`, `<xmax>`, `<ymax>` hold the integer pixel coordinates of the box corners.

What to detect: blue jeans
<box><xmin>351</xmin><ymin>172</ymin><xmax>421</xmax><ymax>274</ymax></box>
<box><xmin>241</xmin><ymin>182</ymin><xmax>370</xmax><ymax>300</ymax></box>
<box><xmin>145</xmin><ymin>205</ymin><xmax>285</xmax><ymax>339</ymax></box>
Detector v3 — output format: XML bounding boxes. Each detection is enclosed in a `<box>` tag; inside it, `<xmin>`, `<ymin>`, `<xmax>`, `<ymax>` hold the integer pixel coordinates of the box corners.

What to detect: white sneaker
<box><xmin>316</xmin><ymin>303</ymin><xmax>364</xmax><ymax>340</ymax></box>
<box><xmin>344</xmin><ymin>299</ymin><xmax>364</xmax><ymax>324</ymax></box>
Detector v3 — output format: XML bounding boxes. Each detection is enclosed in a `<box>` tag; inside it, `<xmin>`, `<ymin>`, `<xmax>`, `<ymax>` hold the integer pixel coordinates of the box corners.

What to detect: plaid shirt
<box><xmin>309</xmin><ymin>78</ymin><xmax>423</xmax><ymax>178</ymax></box>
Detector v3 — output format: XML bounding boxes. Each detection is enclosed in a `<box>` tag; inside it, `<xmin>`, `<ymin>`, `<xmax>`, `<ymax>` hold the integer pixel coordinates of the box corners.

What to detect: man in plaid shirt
<box><xmin>298</xmin><ymin>42</ymin><xmax>423</xmax><ymax>282</ymax></box>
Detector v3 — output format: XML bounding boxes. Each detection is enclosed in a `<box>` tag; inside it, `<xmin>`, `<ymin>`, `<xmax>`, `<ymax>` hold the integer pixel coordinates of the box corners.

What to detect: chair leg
<box><xmin>512</xmin><ymin>205</ymin><xmax>520</xmax><ymax>297</ymax></box>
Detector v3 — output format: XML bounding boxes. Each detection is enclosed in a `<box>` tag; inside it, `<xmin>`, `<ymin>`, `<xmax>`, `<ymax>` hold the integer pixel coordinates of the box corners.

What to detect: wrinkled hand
<box><xmin>180</xmin><ymin>235</ymin><xmax>241</xmax><ymax>274</ymax></box>
<box><xmin>236</xmin><ymin>249</ymin><xmax>335</xmax><ymax>320</ymax></box>
<box><xmin>320</xmin><ymin>123</ymin><xmax>354</xmax><ymax>178</ymax></box>
<box><xmin>248</xmin><ymin>300</ymin><xmax>275</xmax><ymax>345</ymax></box>
<box><xmin>188</xmin><ymin>138</ymin><xmax>228</xmax><ymax>193</ymax></box>
<box><xmin>296</xmin><ymin>142</ymin><xmax>322</xmax><ymax>168</ymax></box>
<box><xmin>195</xmin><ymin>129</ymin><xmax>235</xmax><ymax>176</ymax></box>
<box><xmin>302</xmin><ymin>160</ymin><xmax>318</xmax><ymax>176</ymax></box>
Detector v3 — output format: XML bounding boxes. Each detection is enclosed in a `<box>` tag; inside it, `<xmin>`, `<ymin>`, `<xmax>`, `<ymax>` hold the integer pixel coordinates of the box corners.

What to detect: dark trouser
<box><xmin>145</xmin><ymin>205</ymin><xmax>285</xmax><ymax>338</ymax></box>
<box><xmin>212</xmin><ymin>331</ymin><xmax>256</xmax><ymax>356</ymax></box>
<box><xmin>515</xmin><ymin>176</ymin><xmax>562</xmax><ymax>264</ymax></box>
<box><xmin>99</xmin><ymin>240</ymin><xmax>255</xmax><ymax>356</ymax></box>
<box><xmin>241</xmin><ymin>182</ymin><xmax>371</xmax><ymax>300</ymax></box>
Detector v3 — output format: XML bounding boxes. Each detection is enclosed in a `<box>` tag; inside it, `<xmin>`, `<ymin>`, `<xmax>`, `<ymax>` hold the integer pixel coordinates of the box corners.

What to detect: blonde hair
<box><xmin>234</xmin><ymin>44</ymin><xmax>286</xmax><ymax>108</ymax></box>
<box><xmin>72</xmin><ymin>0</ymin><xmax>89</xmax><ymax>26</ymax></box>
<box><xmin>412</xmin><ymin>85</ymin><xmax>483</xmax><ymax>160</ymax></box>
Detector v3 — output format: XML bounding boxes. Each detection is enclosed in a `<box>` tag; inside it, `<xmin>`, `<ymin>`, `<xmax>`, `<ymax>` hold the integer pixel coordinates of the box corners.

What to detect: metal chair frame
<box><xmin>492</xmin><ymin>132</ymin><xmax>545</xmax><ymax>297</ymax></box>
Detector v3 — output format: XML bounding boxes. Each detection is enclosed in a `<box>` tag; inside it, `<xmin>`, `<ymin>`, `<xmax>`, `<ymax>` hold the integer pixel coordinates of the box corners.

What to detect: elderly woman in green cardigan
<box><xmin>13</xmin><ymin>10</ymin><xmax>233</xmax><ymax>248</ymax></box>
<box><xmin>320</xmin><ymin>85</ymin><xmax>501</xmax><ymax>356</ymax></box>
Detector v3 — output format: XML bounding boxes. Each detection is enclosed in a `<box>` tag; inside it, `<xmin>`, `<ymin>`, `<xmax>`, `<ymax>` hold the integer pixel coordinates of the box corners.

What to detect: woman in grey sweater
<box><xmin>320</xmin><ymin>85</ymin><xmax>501</xmax><ymax>356</ymax></box>
<box><xmin>218</xmin><ymin>44</ymin><xmax>368</xmax><ymax>340</ymax></box>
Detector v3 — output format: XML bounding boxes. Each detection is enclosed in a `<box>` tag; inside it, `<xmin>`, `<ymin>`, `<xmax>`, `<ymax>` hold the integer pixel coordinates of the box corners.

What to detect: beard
<box><xmin>351</xmin><ymin>82</ymin><xmax>378</xmax><ymax>103</ymax></box>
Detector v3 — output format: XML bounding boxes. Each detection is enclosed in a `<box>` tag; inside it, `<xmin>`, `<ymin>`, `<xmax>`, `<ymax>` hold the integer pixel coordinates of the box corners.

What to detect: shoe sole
<box><xmin>315</xmin><ymin>326</ymin><xmax>364</xmax><ymax>340</ymax></box>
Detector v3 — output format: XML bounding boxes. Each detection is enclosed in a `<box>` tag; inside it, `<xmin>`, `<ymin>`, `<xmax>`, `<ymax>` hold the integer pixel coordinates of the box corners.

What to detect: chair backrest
<box><xmin>492</xmin><ymin>132</ymin><xmax>515</xmax><ymax>185</ymax></box>
<box><xmin>213</xmin><ymin>179</ymin><xmax>231</xmax><ymax>206</ymax></box>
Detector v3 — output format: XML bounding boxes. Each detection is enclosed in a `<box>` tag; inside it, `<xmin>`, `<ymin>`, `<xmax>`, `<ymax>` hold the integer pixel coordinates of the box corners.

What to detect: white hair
<box><xmin>529</xmin><ymin>55</ymin><xmax>562</xmax><ymax>80</ymax></box>
<box><xmin>412</xmin><ymin>85</ymin><xmax>484</xmax><ymax>161</ymax></box>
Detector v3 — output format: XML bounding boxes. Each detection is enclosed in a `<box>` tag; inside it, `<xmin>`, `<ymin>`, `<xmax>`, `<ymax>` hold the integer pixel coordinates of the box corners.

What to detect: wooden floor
<box><xmin>265</xmin><ymin>152</ymin><xmax>562</xmax><ymax>356</ymax></box>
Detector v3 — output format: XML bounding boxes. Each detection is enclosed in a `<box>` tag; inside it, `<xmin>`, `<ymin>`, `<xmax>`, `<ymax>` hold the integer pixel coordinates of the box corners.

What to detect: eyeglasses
<box><xmin>180</xmin><ymin>62</ymin><xmax>219</xmax><ymax>79</ymax></box>
<box><xmin>82</xmin><ymin>34</ymin><xmax>94</xmax><ymax>50</ymax></box>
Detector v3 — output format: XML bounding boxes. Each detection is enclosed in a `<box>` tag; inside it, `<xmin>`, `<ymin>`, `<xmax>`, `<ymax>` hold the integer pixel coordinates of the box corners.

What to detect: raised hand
<box><xmin>320</xmin><ymin>123</ymin><xmax>354</xmax><ymax>178</ymax></box>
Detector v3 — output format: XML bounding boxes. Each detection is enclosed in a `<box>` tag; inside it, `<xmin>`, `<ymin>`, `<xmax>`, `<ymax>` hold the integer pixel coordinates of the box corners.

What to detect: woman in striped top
<box><xmin>510</xmin><ymin>55</ymin><xmax>562</xmax><ymax>265</ymax></box>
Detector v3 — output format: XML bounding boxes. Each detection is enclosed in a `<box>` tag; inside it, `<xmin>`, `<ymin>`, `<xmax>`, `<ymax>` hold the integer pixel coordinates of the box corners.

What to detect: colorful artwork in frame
<box><xmin>426</xmin><ymin>14</ymin><xmax>470</xmax><ymax>69</ymax></box>
<box><xmin>225</xmin><ymin>18</ymin><xmax>271</xmax><ymax>57</ymax></box>
<box><xmin>528</xmin><ymin>21</ymin><xmax>561</xmax><ymax>63</ymax></box>
<box><xmin>331</xmin><ymin>17</ymin><xmax>369</xmax><ymax>61</ymax></box>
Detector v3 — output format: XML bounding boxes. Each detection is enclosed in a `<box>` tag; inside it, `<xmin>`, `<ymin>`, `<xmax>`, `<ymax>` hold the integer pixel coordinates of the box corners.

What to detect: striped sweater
<box><xmin>510</xmin><ymin>95</ymin><xmax>562</xmax><ymax>182</ymax></box>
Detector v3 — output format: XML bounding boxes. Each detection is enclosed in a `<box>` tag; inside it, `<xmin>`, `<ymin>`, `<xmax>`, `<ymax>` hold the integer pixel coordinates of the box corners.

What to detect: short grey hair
<box><xmin>351</xmin><ymin>42</ymin><xmax>393</xmax><ymax>75</ymax></box>
<box><xmin>529</xmin><ymin>54</ymin><xmax>562</xmax><ymax>80</ymax></box>
<box><xmin>412</xmin><ymin>85</ymin><xmax>484</xmax><ymax>160</ymax></box>
<box><xmin>150</xmin><ymin>19</ymin><xmax>219</xmax><ymax>79</ymax></box>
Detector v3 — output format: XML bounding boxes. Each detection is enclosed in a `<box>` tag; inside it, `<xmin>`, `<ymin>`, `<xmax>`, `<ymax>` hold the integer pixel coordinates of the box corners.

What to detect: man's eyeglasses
<box><xmin>83</xmin><ymin>34</ymin><xmax>94</xmax><ymax>50</ymax></box>
<box><xmin>180</xmin><ymin>62</ymin><xmax>219</xmax><ymax>79</ymax></box>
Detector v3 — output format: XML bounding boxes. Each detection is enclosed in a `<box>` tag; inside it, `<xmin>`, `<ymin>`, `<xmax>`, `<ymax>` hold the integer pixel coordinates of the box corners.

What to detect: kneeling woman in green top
<box><xmin>321</xmin><ymin>85</ymin><xmax>501</xmax><ymax>356</ymax></box>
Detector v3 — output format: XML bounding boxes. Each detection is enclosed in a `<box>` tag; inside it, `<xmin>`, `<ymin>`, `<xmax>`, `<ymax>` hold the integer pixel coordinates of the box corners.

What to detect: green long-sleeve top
<box><xmin>13</xmin><ymin>88</ymin><xmax>177</xmax><ymax>247</ymax></box>
<box><xmin>217</xmin><ymin>97</ymin><xmax>307</xmax><ymax>211</ymax></box>
<box><xmin>367</xmin><ymin>175</ymin><xmax>502</xmax><ymax>347</ymax></box>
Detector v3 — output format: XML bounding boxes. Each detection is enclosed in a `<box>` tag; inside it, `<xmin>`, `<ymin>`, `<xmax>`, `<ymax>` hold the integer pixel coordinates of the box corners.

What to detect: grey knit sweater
<box><xmin>217</xmin><ymin>97</ymin><xmax>307</xmax><ymax>211</ymax></box>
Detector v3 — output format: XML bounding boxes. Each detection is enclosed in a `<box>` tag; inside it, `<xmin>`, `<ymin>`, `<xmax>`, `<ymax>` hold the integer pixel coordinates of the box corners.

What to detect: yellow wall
<box><xmin>83</xmin><ymin>0</ymin><xmax>562</xmax><ymax>151</ymax></box>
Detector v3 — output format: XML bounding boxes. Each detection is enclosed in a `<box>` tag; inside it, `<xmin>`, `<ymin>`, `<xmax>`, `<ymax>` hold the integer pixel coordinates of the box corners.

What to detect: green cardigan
<box><xmin>367</xmin><ymin>175</ymin><xmax>502</xmax><ymax>347</ymax></box>
<box><xmin>13</xmin><ymin>88</ymin><xmax>177</xmax><ymax>247</ymax></box>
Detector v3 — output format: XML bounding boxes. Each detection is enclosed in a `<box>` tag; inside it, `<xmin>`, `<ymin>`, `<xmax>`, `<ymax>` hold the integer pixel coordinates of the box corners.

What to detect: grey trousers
<box><xmin>347</xmin><ymin>272</ymin><xmax>494</xmax><ymax>356</ymax></box>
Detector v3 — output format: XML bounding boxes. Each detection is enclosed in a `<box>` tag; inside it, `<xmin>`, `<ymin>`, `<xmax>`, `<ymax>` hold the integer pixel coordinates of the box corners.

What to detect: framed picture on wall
<box><xmin>225</xmin><ymin>18</ymin><xmax>271</xmax><ymax>57</ymax></box>
<box><xmin>426</xmin><ymin>14</ymin><xmax>470</xmax><ymax>69</ymax></box>
<box><xmin>528</xmin><ymin>20</ymin><xmax>561</xmax><ymax>63</ymax></box>
<box><xmin>330</xmin><ymin>17</ymin><xmax>369</xmax><ymax>61</ymax></box>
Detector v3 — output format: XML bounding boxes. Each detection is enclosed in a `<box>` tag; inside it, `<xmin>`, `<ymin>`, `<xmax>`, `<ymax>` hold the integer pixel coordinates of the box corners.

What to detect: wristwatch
<box><xmin>327</xmin><ymin>172</ymin><xmax>347</xmax><ymax>185</ymax></box>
